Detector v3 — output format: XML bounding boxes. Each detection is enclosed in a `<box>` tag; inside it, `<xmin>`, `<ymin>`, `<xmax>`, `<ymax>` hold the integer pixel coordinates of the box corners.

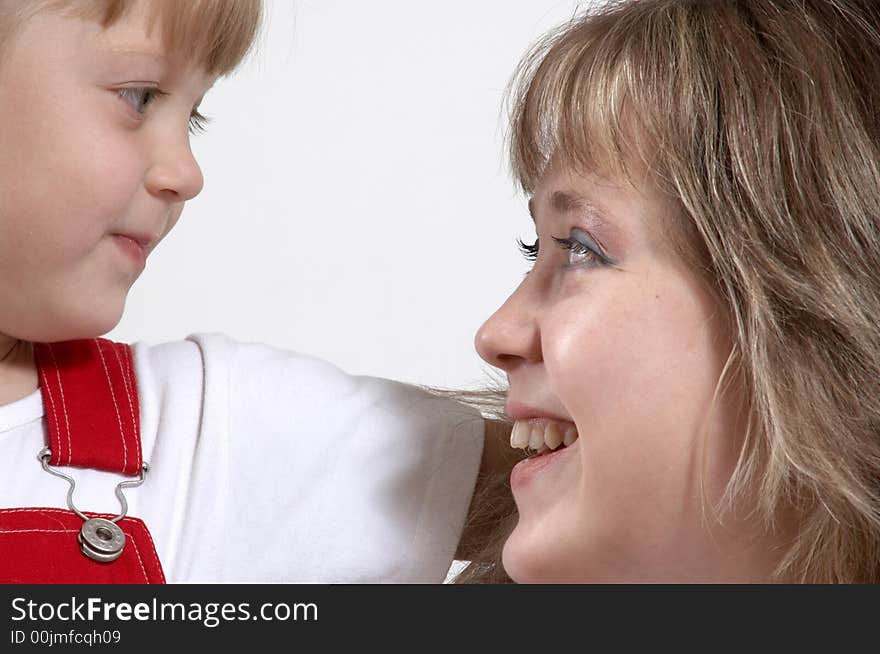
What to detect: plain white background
<box><xmin>108</xmin><ymin>0</ymin><xmax>590</xmax><ymax>389</ymax></box>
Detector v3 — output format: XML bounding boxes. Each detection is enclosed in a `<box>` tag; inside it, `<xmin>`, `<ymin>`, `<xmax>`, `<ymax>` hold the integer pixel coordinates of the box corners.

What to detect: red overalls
<box><xmin>0</xmin><ymin>338</ymin><xmax>165</xmax><ymax>583</ymax></box>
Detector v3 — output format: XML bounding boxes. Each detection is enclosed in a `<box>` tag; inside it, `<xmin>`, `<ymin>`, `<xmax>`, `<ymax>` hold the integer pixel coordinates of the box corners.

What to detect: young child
<box><xmin>460</xmin><ymin>0</ymin><xmax>880</xmax><ymax>583</ymax></box>
<box><xmin>0</xmin><ymin>0</ymin><xmax>514</xmax><ymax>583</ymax></box>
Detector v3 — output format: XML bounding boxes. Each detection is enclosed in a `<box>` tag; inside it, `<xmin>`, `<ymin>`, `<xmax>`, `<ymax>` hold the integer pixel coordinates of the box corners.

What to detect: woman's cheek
<box><xmin>541</xmin><ymin>289</ymin><xmax>644</xmax><ymax>416</ymax></box>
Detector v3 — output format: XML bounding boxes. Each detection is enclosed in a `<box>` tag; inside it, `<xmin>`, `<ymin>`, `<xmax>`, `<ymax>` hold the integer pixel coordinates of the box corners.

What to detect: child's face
<box><xmin>476</xmin><ymin>160</ymin><xmax>770</xmax><ymax>582</ymax></box>
<box><xmin>0</xmin><ymin>3</ymin><xmax>216</xmax><ymax>342</ymax></box>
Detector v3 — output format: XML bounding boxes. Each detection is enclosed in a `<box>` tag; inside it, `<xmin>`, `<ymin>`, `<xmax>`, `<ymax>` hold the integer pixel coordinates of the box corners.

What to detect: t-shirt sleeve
<box><xmin>203</xmin><ymin>333</ymin><xmax>485</xmax><ymax>582</ymax></box>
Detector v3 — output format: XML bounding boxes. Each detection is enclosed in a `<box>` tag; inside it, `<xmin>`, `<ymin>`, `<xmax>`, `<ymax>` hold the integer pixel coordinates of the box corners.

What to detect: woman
<box><xmin>463</xmin><ymin>0</ymin><xmax>880</xmax><ymax>583</ymax></box>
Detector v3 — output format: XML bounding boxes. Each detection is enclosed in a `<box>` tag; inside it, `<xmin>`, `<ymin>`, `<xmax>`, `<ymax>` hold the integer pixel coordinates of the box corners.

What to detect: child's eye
<box><xmin>117</xmin><ymin>87</ymin><xmax>212</xmax><ymax>136</ymax></box>
<box><xmin>117</xmin><ymin>87</ymin><xmax>161</xmax><ymax>115</ymax></box>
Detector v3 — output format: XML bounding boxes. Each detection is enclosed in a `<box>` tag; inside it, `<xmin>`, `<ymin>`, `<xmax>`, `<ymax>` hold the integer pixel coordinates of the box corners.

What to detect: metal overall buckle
<box><xmin>37</xmin><ymin>447</ymin><xmax>149</xmax><ymax>563</ymax></box>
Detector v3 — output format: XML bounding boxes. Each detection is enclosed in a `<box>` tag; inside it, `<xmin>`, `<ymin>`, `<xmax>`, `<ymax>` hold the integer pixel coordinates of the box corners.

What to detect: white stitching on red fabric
<box><xmin>95</xmin><ymin>339</ymin><xmax>128</xmax><ymax>473</ymax></box>
<box><xmin>0</xmin><ymin>511</ymin><xmax>156</xmax><ymax>584</ymax></box>
<box><xmin>0</xmin><ymin>508</ymin><xmax>78</xmax><ymax>515</ymax></box>
<box><xmin>123</xmin><ymin>348</ymin><xmax>143</xmax><ymax>470</ymax></box>
<box><xmin>0</xmin><ymin>529</ymin><xmax>151</xmax><ymax>583</ymax></box>
<box><xmin>45</xmin><ymin>344</ymin><xmax>73</xmax><ymax>466</ymax></box>
<box><xmin>36</xmin><ymin>364</ymin><xmax>62</xmax><ymax>467</ymax></box>
<box><xmin>124</xmin><ymin>531</ymin><xmax>151</xmax><ymax>583</ymax></box>
<box><xmin>112</xmin><ymin>343</ymin><xmax>140</xmax><ymax>471</ymax></box>
<box><xmin>134</xmin><ymin>518</ymin><xmax>166</xmax><ymax>583</ymax></box>
<box><xmin>0</xmin><ymin>528</ymin><xmax>76</xmax><ymax>534</ymax></box>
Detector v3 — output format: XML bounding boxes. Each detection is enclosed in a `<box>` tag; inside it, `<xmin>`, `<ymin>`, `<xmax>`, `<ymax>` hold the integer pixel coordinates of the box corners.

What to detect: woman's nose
<box><xmin>145</xmin><ymin>139</ymin><xmax>205</xmax><ymax>203</ymax></box>
<box><xmin>474</xmin><ymin>282</ymin><xmax>542</xmax><ymax>372</ymax></box>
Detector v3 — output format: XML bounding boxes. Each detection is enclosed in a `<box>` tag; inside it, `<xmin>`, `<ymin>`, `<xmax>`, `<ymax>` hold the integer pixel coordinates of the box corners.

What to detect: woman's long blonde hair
<box><xmin>458</xmin><ymin>0</ymin><xmax>880</xmax><ymax>583</ymax></box>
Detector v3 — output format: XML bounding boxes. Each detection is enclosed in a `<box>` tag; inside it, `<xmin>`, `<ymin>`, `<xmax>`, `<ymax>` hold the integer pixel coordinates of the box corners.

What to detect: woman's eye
<box><xmin>188</xmin><ymin>110</ymin><xmax>211</xmax><ymax>135</ymax></box>
<box><xmin>552</xmin><ymin>229</ymin><xmax>612</xmax><ymax>268</ymax></box>
<box><xmin>517</xmin><ymin>229</ymin><xmax>613</xmax><ymax>269</ymax></box>
<box><xmin>517</xmin><ymin>237</ymin><xmax>539</xmax><ymax>262</ymax></box>
<box><xmin>553</xmin><ymin>236</ymin><xmax>600</xmax><ymax>266</ymax></box>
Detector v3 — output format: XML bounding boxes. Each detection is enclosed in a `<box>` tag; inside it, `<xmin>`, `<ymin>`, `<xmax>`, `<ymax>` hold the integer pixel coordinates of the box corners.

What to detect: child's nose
<box><xmin>474</xmin><ymin>281</ymin><xmax>543</xmax><ymax>372</ymax></box>
<box><xmin>145</xmin><ymin>141</ymin><xmax>205</xmax><ymax>202</ymax></box>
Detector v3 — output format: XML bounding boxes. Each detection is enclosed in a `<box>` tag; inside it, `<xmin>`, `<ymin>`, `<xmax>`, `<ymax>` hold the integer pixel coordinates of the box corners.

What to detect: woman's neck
<box><xmin>0</xmin><ymin>337</ymin><xmax>39</xmax><ymax>406</ymax></box>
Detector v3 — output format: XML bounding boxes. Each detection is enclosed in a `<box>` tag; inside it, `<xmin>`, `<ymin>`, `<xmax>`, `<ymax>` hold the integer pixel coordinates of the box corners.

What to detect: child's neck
<box><xmin>0</xmin><ymin>338</ymin><xmax>39</xmax><ymax>407</ymax></box>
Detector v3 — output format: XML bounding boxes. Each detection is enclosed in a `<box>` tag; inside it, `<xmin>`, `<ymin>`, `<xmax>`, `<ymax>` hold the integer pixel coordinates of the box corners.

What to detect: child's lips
<box><xmin>113</xmin><ymin>234</ymin><xmax>148</xmax><ymax>269</ymax></box>
<box><xmin>114</xmin><ymin>231</ymin><xmax>156</xmax><ymax>251</ymax></box>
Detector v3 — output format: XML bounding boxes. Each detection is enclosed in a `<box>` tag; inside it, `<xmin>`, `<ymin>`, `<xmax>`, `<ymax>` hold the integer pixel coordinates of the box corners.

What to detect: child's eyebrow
<box><xmin>98</xmin><ymin>48</ymin><xmax>168</xmax><ymax>62</ymax></box>
<box><xmin>95</xmin><ymin>49</ymin><xmax>216</xmax><ymax>100</ymax></box>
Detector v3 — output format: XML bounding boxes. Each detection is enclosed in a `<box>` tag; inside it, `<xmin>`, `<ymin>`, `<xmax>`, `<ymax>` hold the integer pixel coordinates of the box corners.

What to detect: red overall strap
<box><xmin>33</xmin><ymin>339</ymin><xmax>142</xmax><ymax>476</ymax></box>
<box><xmin>0</xmin><ymin>338</ymin><xmax>166</xmax><ymax>583</ymax></box>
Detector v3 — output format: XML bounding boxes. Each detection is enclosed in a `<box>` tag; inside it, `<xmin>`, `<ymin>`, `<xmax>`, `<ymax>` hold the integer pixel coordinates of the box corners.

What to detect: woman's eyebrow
<box><xmin>530</xmin><ymin>190</ymin><xmax>612</xmax><ymax>223</ymax></box>
<box><xmin>550</xmin><ymin>190</ymin><xmax>606</xmax><ymax>218</ymax></box>
<box><xmin>531</xmin><ymin>189</ymin><xmax>625</xmax><ymax>254</ymax></box>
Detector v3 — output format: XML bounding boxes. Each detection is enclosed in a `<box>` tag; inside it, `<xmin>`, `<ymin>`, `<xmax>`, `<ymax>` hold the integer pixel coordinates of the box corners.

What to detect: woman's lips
<box><xmin>506</xmin><ymin>401</ymin><xmax>574</xmax><ymax>423</ymax></box>
<box><xmin>507</xmin><ymin>415</ymin><xmax>580</xmax><ymax>491</ymax></box>
<box><xmin>510</xmin><ymin>436</ymin><xmax>580</xmax><ymax>489</ymax></box>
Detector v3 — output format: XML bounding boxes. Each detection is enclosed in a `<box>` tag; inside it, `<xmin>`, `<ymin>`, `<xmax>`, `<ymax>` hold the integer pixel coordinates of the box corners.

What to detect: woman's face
<box><xmin>476</xmin><ymin>160</ymin><xmax>766</xmax><ymax>582</ymax></box>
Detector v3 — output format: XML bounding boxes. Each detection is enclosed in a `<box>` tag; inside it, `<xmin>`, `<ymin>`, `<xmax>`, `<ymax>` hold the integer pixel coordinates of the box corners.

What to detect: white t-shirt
<box><xmin>0</xmin><ymin>333</ymin><xmax>485</xmax><ymax>582</ymax></box>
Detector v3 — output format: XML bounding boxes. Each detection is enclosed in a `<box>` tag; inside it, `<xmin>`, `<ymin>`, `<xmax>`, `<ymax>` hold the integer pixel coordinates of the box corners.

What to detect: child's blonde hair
<box><xmin>459</xmin><ymin>0</ymin><xmax>880</xmax><ymax>583</ymax></box>
<box><xmin>0</xmin><ymin>0</ymin><xmax>262</xmax><ymax>76</ymax></box>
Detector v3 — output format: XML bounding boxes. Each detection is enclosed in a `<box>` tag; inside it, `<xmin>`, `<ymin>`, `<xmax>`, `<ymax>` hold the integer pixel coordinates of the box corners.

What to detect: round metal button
<box><xmin>78</xmin><ymin>518</ymin><xmax>125</xmax><ymax>563</ymax></box>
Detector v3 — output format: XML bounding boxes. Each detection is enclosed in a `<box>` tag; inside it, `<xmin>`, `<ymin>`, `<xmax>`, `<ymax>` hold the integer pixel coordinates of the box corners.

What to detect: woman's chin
<box><xmin>501</xmin><ymin>518</ymin><xmax>576</xmax><ymax>584</ymax></box>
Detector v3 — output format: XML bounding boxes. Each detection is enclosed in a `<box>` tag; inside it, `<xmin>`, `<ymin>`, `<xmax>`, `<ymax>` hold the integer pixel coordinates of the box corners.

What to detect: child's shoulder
<box><xmin>126</xmin><ymin>331</ymin><xmax>481</xmax><ymax>435</ymax></box>
<box><xmin>129</xmin><ymin>331</ymin><xmax>346</xmax><ymax>379</ymax></box>
<box><xmin>126</xmin><ymin>331</ymin><xmax>364</xmax><ymax>406</ymax></box>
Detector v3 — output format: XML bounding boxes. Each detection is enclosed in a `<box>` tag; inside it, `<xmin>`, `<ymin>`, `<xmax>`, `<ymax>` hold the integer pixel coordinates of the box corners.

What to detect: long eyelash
<box><xmin>119</xmin><ymin>88</ymin><xmax>211</xmax><ymax>136</ymax></box>
<box><xmin>117</xmin><ymin>87</ymin><xmax>162</xmax><ymax>113</ymax></box>
<box><xmin>552</xmin><ymin>236</ymin><xmax>600</xmax><ymax>263</ymax></box>
<box><xmin>189</xmin><ymin>110</ymin><xmax>211</xmax><ymax>135</ymax></box>
<box><xmin>517</xmin><ymin>237</ymin><xmax>539</xmax><ymax>262</ymax></box>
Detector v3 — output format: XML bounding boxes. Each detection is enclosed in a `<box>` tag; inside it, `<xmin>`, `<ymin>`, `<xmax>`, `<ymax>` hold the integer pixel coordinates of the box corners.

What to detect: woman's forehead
<box><xmin>530</xmin><ymin>158</ymin><xmax>677</xmax><ymax>256</ymax></box>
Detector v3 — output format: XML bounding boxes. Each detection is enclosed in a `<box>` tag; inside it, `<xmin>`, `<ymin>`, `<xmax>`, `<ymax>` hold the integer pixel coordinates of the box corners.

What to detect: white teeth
<box><xmin>544</xmin><ymin>422</ymin><xmax>563</xmax><ymax>450</ymax></box>
<box><xmin>510</xmin><ymin>421</ymin><xmax>531</xmax><ymax>449</ymax></box>
<box><xmin>563</xmin><ymin>425</ymin><xmax>578</xmax><ymax>447</ymax></box>
<box><xmin>510</xmin><ymin>419</ymin><xmax>579</xmax><ymax>453</ymax></box>
<box><xmin>528</xmin><ymin>424</ymin><xmax>544</xmax><ymax>451</ymax></box>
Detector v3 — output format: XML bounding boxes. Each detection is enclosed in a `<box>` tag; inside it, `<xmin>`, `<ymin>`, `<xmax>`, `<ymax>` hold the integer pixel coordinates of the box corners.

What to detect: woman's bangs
<box><xmin>508</xmin><ymin>16</ymin><xmax>660</xmax><ymax>193</ymax></box>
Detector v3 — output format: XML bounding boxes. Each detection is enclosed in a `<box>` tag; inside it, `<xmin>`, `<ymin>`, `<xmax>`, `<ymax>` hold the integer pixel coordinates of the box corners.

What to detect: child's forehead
<box><xmin>91</xmin><ymin>15</ymin><xmax>177</xmax><ymax>69</ymax></box>
<box><xmin>39</xmin><ymin>0</ymin><xmax>262</xmax><ymax>78</ymax></box>
<box><xmin>88</xmin><ymin>3</ymin><xmax>191</xmax><ymax>68</ymax></box>
<box><xmin>94</xmin><ymin>4</ymin><xmax>160</xmax><ymax>46</ymax></box>
<box><xmin>43</xmin><ymin>7</ymin><xmax>211</xmax><ymax>85</ymax></box>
